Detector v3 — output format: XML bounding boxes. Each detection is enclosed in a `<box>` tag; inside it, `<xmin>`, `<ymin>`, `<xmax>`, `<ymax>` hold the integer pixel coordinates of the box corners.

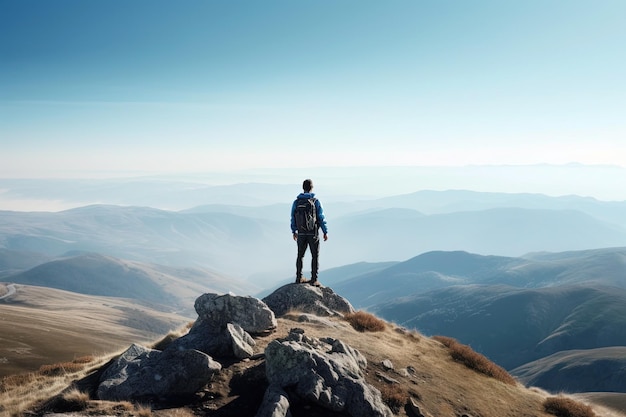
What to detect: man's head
<box><xmin>302</xmin><ymin>179</ymin><xmax>313</xmax><ymax>192</ymax></box>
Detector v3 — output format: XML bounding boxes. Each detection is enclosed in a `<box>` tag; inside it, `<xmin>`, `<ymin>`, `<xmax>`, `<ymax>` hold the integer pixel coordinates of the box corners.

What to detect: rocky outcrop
<box><xmin>258</xmin><ymin>328</ymin><xmax>393</xmax><ymax>417</ymax></box>
<box><xmin>262</xmin><ymin>283</ymin><xmax>355</xmax><ymax>317</ymax></box>
<box><xmin>167</xmin><ymin>293</ymin><xmax>276</xmax><ymax>359</ymax></box>
<box><xmin>96</xmin><ymin>290</ymin><xmax>390</xmax><ymax>416</ymax></box>
<box><xmin>97</xmin><ymin>343</ymin><xmax>221</xmax><ymax>401</ymax></box>
<box><xmin>98</xmin><ymin>292</ymin><xmax>276</xmax><ymax>400</ymax></box>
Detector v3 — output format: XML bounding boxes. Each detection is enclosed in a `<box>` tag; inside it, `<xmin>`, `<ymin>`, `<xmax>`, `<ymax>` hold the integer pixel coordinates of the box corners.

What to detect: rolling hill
<box><xmin>0</xmin><ymin>248</ymin><xmax>51</xmax><ymax>278</ymax></box>
<box><xmin>5</xmin><ymin>253</ymin><xmax>256</xmax><ymax>315</ymax></box>
<box><xmin>0</xmin><ymin>283</ymin><xmax>190</xmax><ymax>378</ymax></box>
<box><xmin>333</xmin><ymin>247</ymin><xmax>626</xmax><ymax>308</ymax></box>
<box><xmin>512</xmin><ymin>347</ymin><xmax>626</xmax><ymax>393</ymax></box>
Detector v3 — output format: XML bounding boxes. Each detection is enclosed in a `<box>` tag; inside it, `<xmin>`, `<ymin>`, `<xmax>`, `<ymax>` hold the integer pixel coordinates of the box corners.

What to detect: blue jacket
<box><xmin>290</xmin><ymin>192</ymin><xmax>328</xmax><ymax>235</ymax></box>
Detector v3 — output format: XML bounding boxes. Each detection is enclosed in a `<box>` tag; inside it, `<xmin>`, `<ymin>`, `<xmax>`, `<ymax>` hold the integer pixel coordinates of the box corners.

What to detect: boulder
<box><xmin>262</xmin><ymin>284</ymin><xmax>355</xmax><ymax>317</ymax></box>
<box><xmin>97</xmin><ymin>343</ymin><xmax>221</xmax><ymax>401</ymax></box>
<box><xmin>261</xmin><ymin>329</ymin><xmax>392</xmax><ymax>417</ymax></box>
<box><xmin>166</xmin><ymin>319</ymin><xmax>256</xmax><ymax>359</ymax></box>
<box><xmin>195</xmin><ymin>293</ymin><xmax>277</xmax><ymax>334</ymax></box>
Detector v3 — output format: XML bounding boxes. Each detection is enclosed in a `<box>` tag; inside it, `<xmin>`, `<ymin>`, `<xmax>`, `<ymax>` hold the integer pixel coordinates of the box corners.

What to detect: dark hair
<box><xmin>302</xmin><ymin>179</ymin><xmax>313</xmax><ymax>192</ymax></box>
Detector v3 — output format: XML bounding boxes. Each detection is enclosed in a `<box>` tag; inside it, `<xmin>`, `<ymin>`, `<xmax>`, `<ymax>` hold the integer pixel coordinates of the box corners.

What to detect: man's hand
<box><xmin>323</xmin><ymin>233</ymin><xmax>328</xmax><ymax>241</ymax></box>
<box><xmin>293</xmin><ymin>232</ymin><xmax>298</xmax><ymax>241</ymax></box>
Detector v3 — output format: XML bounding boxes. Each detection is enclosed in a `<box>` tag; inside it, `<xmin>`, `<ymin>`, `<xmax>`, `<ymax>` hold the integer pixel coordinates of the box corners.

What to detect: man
<box><xmin>291</xmin><ymin>178</ymin><xmax>328</xmax><ymax>286</ymax></box>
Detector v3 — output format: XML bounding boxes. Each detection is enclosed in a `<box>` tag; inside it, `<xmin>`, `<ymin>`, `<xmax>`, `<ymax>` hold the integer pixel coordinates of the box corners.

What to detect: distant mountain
<box><xmin>511</xmin><ymin>347</ymin><xmax>626</xmax><ymax>393</ymax></box>
<box><xmin>334</xmin><ymin>248</ymin><xmax>626</xmax><ymax>308</ymax></box>
<box><xmin>2</xmin><ymin>196</ymin><xmax>626</xmax><ymax>286</ymax></box>
<box><xmin>0</xmin><ymin>248</ymin><xmax>51</xmax><ymax>278</ymax></box>
<box><xmin>0</xmin><ymin>204</ymin><xmax>291</xmax><ymax>281</ymax></box>
<box><xmin>372</xmin><ymin>284</ymin><xmax>626</xmax><ymax>370</ymax></box>
<box><xmin>181</xmin><ymin>203</ymin><xmax>288</xmax><ymax>223</ymax></box>
<box><xmin>370</xmin><ymin>189</ymin><xmax>626</xmax><ymax>228</ymax></box>
<box><xmin>331</xmin><ymin>207</ymin><xmax>626</xmax><ymax>265</ymax></box>
<box><xmin>6</xmin><ymin>253</ymin><xmax>256</xmax><ymax>314</ymax></box>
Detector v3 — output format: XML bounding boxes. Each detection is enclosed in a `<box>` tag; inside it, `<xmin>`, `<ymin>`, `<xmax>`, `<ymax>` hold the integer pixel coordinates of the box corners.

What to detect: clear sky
<box><xmin>1</xmin><ymin>0</ymin><xmax>625</xmax><ymax>177</ymax></box>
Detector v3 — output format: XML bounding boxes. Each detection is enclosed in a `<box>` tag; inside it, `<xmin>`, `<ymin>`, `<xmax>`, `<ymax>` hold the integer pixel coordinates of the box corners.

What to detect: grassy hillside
<box><xmin>512</xmin><ymin>347</ymin><xmax>626</xmax><ymax>393</ymax></box>
<box><xmin>4</xmin><ymin>309</ymin><xmax>615</xmax><ymax>417</ymax></box>
<box><xmin>0</xmin><ymin>283</ymin><xmax>190</xmax><ymax>378</ymax></box>
<box><xmin>373</xmin><ymin>285</ymin><xmax>626</xmax><ymax>370</ymax></box>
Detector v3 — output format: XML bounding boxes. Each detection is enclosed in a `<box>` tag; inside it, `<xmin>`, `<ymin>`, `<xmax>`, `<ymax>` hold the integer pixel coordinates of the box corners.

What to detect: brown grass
<box><xmin>0</xmin><ymin>353</ymin><xmax>114</xmax><ymax>417</ymax></box>
<box><xmin>432</xmin><ymin>335</ymin><xmax>517</xmax><ymax>386</ymax></box>
<box><xmin>135</xmin><ymin>404</ymin><xmax>153</xmax><ymax>417</ymax></box>
<box><xmin>57</xmin><ymin>388</ymin><xmax>90</xmax><ymax>412</ymax></box>
<box><xmin>344</xmin><ymin>310</ymin><xmax>387</xmax><ymax>332</ymax></box>
<box><xmin>544</xmin><ymin>396</ymin><xmax>597</xmax><ymax>417</ymax></box>
<box><xmin>378</xmin><ymin>384</ymin><xmax>407</xmax><ymax>413</ymax></box>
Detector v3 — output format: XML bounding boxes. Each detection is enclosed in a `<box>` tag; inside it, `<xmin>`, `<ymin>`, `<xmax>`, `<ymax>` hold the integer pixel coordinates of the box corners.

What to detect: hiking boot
<box><xmin>309</xmin><ymin>279</ymin><xmax>321</xmax><ymax>287</ymax></box>
<box><xmin>295</xmin><ymin>276</ymin><xmax>307</xmax><ymax>284</ymax></box>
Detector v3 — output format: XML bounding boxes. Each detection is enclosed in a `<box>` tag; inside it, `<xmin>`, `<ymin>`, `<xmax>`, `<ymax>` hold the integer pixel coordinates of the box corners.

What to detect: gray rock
<box><xmin>255</xmin><ymin>385</ymin><xmax>293</xmax><ymax>417</ymax></box>
<box><xmin>166</xmin><ymin>319</ymin><xmax>256</xmax><ymax>359</ymax></box>
<box><xmin>375</xmin><ymin>371</ymin><xmax>400</xmax><ymax>384</ymax></box>
<box><xmin>262</xmin><ymin>284</ymin><xmax>355</xmax><ymax>317</ymax></box>
<box><xmin>166</xmin><ymin>318</ymin><xmax>231</xmax><ymax>357</ymax></box>
<box><xmin>195</xmin><ymin>293</ymin><xmax>277</xmax><ymax>334</ymax></box>
<box><xmin>227</xmin><ymin>322</ymin><xmax>256</xmax><ymax>359</ymax></box>
<box><xmin>97</xmin><ymin>344</ymin><xmax>221</xmax><ymax>401</ymax></box>
<box><xmin>381</xmin><ymin>359</ymin><xmax>394</xmax><ymax>370</ymax></box>
<box><xmin>263</xmin><ymin>329</ymin><xmax>392</xmax><ymax>417</ymax></box>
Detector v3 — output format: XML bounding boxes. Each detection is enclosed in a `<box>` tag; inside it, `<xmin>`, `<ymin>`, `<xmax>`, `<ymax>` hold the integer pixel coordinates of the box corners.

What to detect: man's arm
<box><xmin>316</xmin><ymin>199</ymin><xmax>328</xmax><ymax>241</ymax></box>
<box><xmin>290</xmin><ymin>200</ymin><xmax>298</xmax><ymax>240</ymax></box>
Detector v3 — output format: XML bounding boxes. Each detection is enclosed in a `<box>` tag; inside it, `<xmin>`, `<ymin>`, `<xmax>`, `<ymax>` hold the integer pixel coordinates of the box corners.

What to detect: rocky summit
<box><xmin>29</xmin><ymin>283</ymin><xmax>601</xmax><ymax>417</ymax></box>
<box><xmin>93</xmin><ymin>284</ymin><xmax>378</xmax><ymax>415</ymax></box>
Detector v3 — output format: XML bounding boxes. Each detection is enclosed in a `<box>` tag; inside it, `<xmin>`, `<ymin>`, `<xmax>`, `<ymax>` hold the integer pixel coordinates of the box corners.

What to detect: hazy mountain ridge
<box><xmin>5</xmin><ymin>253</ymin><xmax>256</xmax><ymax>315</ymax></box>
<box><xmin>0</xmin><ymin>248</ymin><xmax>51</xmax><ymax>278</ymax></box>
<box><xmin>0</xmin><ymin>204</ymin><xmax>291</xmax><ymax>280</ymax></box>
<box><xmin>2</xmin><ymin>188</ymin><xmax>626</xmax><ymax>282</ymax></box>
<box><xmin>335</xmin><ymin>248</ymin><xmax>626</xmax><ymax>308</ymax></box>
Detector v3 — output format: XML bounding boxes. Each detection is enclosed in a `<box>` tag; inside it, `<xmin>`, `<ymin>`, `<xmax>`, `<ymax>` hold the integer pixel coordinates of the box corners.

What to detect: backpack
<box><xmin>294</xmin><ymin>197</ymin><xmax>318</xmax><ymax>234</ymax></box>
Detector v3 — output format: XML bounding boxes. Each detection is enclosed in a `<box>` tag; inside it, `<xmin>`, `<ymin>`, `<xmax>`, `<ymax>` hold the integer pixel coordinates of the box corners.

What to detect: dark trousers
<box><xmin>296</xmin><ymin>234</ymin><xmax>320</xmax><ymax>280</ymax></box>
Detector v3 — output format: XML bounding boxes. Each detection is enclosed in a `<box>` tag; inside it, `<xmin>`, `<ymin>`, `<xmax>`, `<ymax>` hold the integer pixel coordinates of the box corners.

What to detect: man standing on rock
<box><xmin>291</xmin><ymin>178</ymin><xmax>328</xmax><ymax>286</ymax></box>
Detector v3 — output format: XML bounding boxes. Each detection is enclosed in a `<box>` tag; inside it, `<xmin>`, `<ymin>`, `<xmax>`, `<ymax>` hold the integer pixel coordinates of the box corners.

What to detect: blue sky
<box><xmin>1</xmin><ymin>0</ymin><xmax>625</xmax><ymax>177</ymax></box>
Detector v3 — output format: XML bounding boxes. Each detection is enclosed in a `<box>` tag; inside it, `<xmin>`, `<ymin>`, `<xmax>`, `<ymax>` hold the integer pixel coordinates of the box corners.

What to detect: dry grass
<box><xmin>58</xmin><ymin>388</ymin><xmax>90</xmax><ymax>412</ymax></box>
<box><xmin>0</xmin><ymin>353</ymin><xmax>114</xmax><ymax>417</ymax></box>
<box><xmin>545</xmin><ymin>396</ymin><xmax>597</xmax><ymax>417</ymax></box>
<box><xmin>344</xmin><ymin>310</ymin><xmax>387</xmax><ymax>332</ymax></box>
<box><xmin>432</xmin><ymin>335</ymin><xmax>517</xmax><ymax>386</ymax></box>
<box><xmin>0</xmin><ymin>284</ymin><xmax>190</xmax><ymax>379</ymax></box>
<box><xmin>151</xmin><ymin>325</ymin><xmax>190</xmax><ymax>350</ymax></box>
<box><xmin>135</xmin><ymin>404</ymin><xmax>153</xmax><ymax>417</ymax></box>
<box><xmin>378</xmin><ymin>384</ymin><xmax>407</xmax><ymax>413</ymax></box>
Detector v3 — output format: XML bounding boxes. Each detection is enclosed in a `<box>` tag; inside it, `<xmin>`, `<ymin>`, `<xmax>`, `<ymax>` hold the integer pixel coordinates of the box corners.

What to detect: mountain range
<box><xmin>1</xmin><ymin>188</ymin><xmax>626</xmax><ymax>284</ymax></box>
<box><xmin>2</xmin><ymin>187</ymin><xmax>626</xmax><ymax>401</ymax></box>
